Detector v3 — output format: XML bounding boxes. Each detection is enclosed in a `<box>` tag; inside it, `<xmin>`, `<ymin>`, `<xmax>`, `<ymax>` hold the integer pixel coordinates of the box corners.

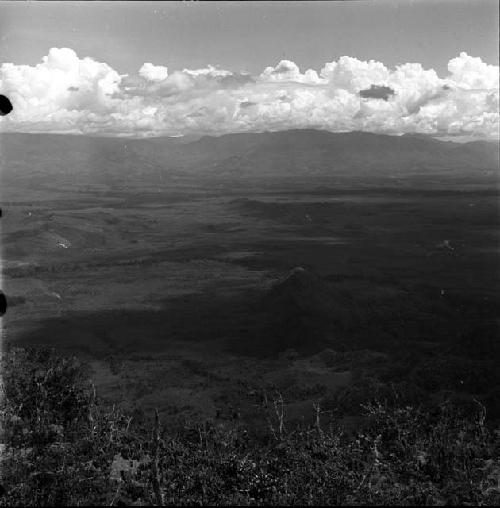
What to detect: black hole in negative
<box><xmin>0</xmin><ymin>291</ymin><xmax>7</xmax><ymax>316</ymax></box>
<box><xmin>0</xmin><ymin>95</ymin><xmax>13</xmax><ymax>116</ymax></box>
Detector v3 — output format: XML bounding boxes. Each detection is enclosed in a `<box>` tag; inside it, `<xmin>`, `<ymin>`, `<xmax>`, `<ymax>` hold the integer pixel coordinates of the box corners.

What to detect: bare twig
<box><xmin>273</xmin><ymin>392</ymin><xmax>286</xmax><ymax>438</ymax></box>
<box><xmin>110</xmin><ymin>483</ymin><xmax>121</xmax><ymax>506</ymax></box>
<box><xmin>313</xmin><ymin>402</ymin><xmax>324</xmax><ymax>437</ymax></box>
<box><xmin>152</xmin><ymin>408</ymin><xmax>164</xmax><ymax>506</ymax></box>
<box><xmin>88</xmin><ymin>383</ymin><xmax>96</xmax><ymax>437</ymax></box>
<box><xmin>125</xmin><ymin>416</ymin><xmax>133</xmax><ymax>435</ymax></box>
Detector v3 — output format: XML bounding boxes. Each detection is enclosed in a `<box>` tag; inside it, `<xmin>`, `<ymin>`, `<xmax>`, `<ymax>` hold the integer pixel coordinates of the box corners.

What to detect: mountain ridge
<box><xmin>1</xmin><ymin>129</ymin><xmax>498</xmax><ymax>186</ymax></box>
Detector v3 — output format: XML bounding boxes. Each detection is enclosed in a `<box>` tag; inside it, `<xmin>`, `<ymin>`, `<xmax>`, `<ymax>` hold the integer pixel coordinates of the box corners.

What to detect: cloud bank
<box><xmin>0</xmin><ymin>48</ymin><xmax>498</xmax><ymax>139</ymax></box>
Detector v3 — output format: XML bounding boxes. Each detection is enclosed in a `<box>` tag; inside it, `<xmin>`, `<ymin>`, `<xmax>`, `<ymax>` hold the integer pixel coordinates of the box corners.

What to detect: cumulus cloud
<box><xmin>447</xmin><ymin>52</ymin><xmax>499</xmax><ymax>90</ymax></box>
<box><xmin>138</xmin><ymin>63</ymin><xmax>169</xmax><ymax>82</ymax></box>
<box><xmin>0</xmin><ymin>48</ymin><xmax>498</xmax><ymax>139</ymax></box>
<box><xmin>259</xmin><ymin>60</ymin><xmax>323</xmax><ymax>85</ymax></box>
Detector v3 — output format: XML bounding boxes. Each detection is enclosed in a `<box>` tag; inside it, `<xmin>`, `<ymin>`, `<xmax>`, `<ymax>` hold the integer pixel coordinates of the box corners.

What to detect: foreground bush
<box><xmin>1</xmin><ymin>347</ymin><xmax>499</xmax><ymax>506</ymax></box>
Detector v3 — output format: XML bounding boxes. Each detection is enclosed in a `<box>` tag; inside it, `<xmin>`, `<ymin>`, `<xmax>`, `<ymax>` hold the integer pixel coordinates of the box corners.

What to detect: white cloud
<box><xmin>259</xmin><ymin>60</ymin><xmax>323</xmax><ymax>85</ymax></box>
<box><xmin>447</xmin><ymin>52</ymin><xmax>499</xmax><ymax>90</ymax></box>
<box><xmin>321</xmin><ymin>56</ymin><xmax>390</xmax><ymax>91</ymax></box>
<box><xmin>0</xmin><ymin>47</ymin><xmax>498</xmax><ymax>139</ymax></box>
<box><xmin>138</xmin><ymin>63</ymin><xmax>169</xmax><ymax>82</ymax></box>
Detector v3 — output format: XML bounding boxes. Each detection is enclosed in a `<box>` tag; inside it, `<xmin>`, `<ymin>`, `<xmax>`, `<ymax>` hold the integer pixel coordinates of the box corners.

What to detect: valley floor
<box><xmin>2</xmin><ymin>176</ymin><xmax>499</xmax><ymax>426</ymax></box>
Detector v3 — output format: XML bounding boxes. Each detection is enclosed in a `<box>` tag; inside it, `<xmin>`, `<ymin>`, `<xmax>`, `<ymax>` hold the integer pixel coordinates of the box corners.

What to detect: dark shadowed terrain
<box><xmin>1</xmin><ymin>129</ymin><xmax>499</xmax><ymax>429</ymax></box>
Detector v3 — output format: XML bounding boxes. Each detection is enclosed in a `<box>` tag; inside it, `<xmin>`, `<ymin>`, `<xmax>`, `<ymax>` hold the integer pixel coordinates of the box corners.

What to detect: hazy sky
<box><xmin>0</xmin><ymin>1</ymin><xmax>498</xmax><ymax>139</ymax></box>
<box><xmin>1</xmin><ymin>1</ymin><xmax>498</xmax><ymax>75</ymax></box>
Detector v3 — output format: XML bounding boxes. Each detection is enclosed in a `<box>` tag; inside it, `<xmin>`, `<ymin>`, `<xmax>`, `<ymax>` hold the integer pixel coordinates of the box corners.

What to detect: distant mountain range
<box><xmin>1</xmin><ymin>129</ymin><xmax>498</xmax><ymax>187</ymax></box>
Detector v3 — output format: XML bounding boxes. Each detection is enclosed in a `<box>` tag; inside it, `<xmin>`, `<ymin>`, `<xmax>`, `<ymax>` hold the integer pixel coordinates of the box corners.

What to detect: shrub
<box><xmin>1</xmin><ymin>347</ymin><xmax>499</xmax><ymax>506</ymax></box>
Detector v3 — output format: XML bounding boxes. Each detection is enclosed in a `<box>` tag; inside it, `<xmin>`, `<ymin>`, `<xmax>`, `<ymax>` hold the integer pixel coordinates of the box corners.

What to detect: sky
<box><xmin>0</xmin><ymin>0</ymin><xmax>498</xmax><ymax>139</ymax></box>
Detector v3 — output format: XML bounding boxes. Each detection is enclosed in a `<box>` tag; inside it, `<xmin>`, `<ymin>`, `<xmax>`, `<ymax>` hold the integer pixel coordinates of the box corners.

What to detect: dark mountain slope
<box><xmin>186</xmin><ymin>130</ymin><xmax>499</xmax><ymax>177</ymax></box>
<box><xmin>1</xmin><ymin>129</ymin><xmax>498</xmax><ymax>187</ymax></box>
